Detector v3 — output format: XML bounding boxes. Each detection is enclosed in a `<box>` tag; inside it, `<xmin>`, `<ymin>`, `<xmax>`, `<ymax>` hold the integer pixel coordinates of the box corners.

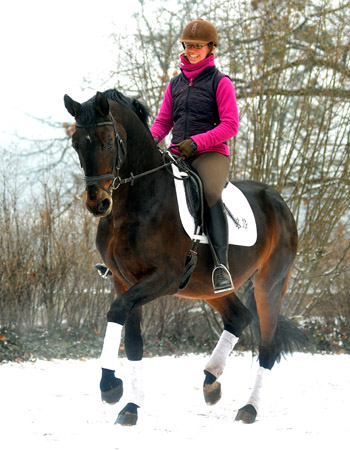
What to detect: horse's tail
<box><xmin>243</xmin><ymin>277</ymin><xmax>308</xmax><ymax>361</ymax></box>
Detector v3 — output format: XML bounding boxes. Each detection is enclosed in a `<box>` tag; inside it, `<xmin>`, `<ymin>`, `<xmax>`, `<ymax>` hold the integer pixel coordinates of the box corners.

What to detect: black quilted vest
<box><xmin>170</xmin><ymin>66</ymin><xmax>228</xmax><ymax>143</ymax></box>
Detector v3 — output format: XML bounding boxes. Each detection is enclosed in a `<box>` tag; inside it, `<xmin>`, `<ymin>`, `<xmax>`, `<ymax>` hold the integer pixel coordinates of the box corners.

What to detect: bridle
<box><xmin>74</xmin><ymin>113</ymin><xmax>184</xmax><ymax>197</ymax></box>
<box><xmin>75</xmin><ymin>112</ymin><xmax>126</xmax><ymax>196</ymax></box>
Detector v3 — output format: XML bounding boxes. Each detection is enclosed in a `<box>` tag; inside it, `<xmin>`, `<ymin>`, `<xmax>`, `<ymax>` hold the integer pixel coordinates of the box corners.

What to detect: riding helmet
<box><xmin>180</xmin><ymin>19</ymin><xmax>219</xmax><ymax>47</ymax></box>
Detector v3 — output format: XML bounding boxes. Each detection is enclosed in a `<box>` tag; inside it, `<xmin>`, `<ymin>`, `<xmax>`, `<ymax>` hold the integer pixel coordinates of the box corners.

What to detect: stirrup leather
<box><xmin>212</xmin><ymin>264</ymin><xmax>234</xmax><ymax>294</ymax></box>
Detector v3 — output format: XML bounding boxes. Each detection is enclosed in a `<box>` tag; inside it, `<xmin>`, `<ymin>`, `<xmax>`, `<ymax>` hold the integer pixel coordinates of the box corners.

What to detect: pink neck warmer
<box><xmin>179</xmin><ymin>53</ymin><xmax>216</xmax><ymax>82</ymax></box>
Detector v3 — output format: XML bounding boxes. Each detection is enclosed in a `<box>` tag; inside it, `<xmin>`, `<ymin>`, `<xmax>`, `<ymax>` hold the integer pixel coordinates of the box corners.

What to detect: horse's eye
<box><xmin>104</xmin><ymin>138</ymin><xmax>113</xmax><ymax>151</ymax></box>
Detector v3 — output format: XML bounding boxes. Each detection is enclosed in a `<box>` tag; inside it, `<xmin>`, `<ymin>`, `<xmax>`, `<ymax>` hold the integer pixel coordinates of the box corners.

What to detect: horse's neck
<box><xmin>125</xmin><ymin>136</ymin><xmax>163</xmax><ymax>175</ymax></box>
<box><xmin>114</xmin><ymin>136</ymin><xmax>175</xmax><ymax>216</ymax></box>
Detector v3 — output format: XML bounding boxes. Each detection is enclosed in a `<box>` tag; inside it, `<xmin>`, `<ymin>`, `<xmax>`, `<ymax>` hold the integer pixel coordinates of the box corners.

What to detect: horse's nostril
<box><xmin>85</xmin><ymin>197</ymin><xmax>111</xmax><ymax>217</ymax></box>
<box><xmin>100</xmin><ymin>198</ymin><xmax>111</xmax><ymax>212</ymax></box>
<box><xmin>87</xmin><ymin>186</ymin><xmax>98</xmax><ymax>201</ymax></box>
<box><xmin>86</xmin><ymin>203</ymin><xmax>94</xmax><ymax>214</ymax></box>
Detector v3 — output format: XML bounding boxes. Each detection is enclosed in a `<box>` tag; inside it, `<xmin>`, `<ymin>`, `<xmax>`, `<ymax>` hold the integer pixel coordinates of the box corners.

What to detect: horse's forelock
<box><xmin>75</xmin><ymin>98</ymin><xmax>97</xmax><ymax>126</ymax></box>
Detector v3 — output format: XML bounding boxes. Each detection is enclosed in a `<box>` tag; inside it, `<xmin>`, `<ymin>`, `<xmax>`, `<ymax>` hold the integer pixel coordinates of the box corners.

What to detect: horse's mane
<box><xmin>103</xmin><ymin>89</ymin><xmax>150</xmax><ymax>129</ymax></box>
<box><xmin>77</xmin><ymin>89</ymin><xmax>150</xmax><ymax>129</ymax></box>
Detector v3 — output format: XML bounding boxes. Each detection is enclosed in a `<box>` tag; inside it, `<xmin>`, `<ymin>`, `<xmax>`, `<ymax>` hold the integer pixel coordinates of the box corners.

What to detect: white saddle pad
<box><xmin>172</xmin><ymin>164</ymin><xmax>257</xmax><ymax>247</ymax></box>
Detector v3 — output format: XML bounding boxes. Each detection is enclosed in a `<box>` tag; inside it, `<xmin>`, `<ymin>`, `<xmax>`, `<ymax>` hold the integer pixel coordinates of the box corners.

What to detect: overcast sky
<box><xmin>0</xmin><ymin>0</ymin><xmax>139</xmax><ymax>146</ymax></box>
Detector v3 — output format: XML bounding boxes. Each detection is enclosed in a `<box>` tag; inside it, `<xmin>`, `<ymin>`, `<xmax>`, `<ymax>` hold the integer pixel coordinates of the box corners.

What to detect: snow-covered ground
<box><xmin>1</xmin><ymin>352</ymin><xmax>349</xmax><ymax>450</ymax></box>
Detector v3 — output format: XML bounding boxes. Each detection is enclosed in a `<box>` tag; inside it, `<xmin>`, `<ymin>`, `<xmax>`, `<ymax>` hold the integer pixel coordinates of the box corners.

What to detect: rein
<box><xmin>111</xmin><ymin>156</ymin><xmax>176</xmax><ymax>190</ymax></box>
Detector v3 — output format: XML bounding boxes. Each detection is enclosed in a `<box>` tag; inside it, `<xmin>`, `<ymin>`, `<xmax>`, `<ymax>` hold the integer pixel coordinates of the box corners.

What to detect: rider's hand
<box><xmin>175</xmin><ymin>139</ymin><xmax>197</xmax><ymax>158</ymax></box>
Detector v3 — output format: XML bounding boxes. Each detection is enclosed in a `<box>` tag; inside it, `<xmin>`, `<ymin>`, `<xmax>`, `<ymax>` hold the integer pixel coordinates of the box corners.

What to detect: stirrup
<box><xmin>95</xmin><ymin>264</ymin><xmax>112</xmax><ymax>279</ymax></box>
<box><xmin>212</xmin><ymin>264</ymin><xmax>234</xmax><ymax>294</ymax></box>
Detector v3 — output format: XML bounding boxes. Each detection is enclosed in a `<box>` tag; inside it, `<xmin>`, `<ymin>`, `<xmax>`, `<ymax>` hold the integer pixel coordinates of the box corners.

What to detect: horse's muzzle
<box><xmin>85</xmin><ymin>193</ymin><xmax>112</xmax><ymax>217</ymax></box>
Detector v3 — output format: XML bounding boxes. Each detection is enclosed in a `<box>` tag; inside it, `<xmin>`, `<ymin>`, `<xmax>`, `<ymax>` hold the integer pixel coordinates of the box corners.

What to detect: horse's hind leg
<box><xmin>203</xmin><ymin>293</ymin><xmax>253</xmax><ymax>405</ymax></box>
<box><xmin>235</xmin><ymin>263</ymin><xmax>293</xmax><ymax>424</ymax></box>
<box><xmin>115</xmin><ymin>306</ymin><xmax>144</xmax><ymax>426</ymax></box>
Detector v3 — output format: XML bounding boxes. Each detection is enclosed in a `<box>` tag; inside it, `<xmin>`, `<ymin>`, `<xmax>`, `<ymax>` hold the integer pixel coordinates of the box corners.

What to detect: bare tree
<box><xmin>106</xmin><ymin>0</ymin><xmax>350</xmax><ymax>321</ymax></box>
<box><xmin>3</xmin><ymin>0</ymin><xmax>349</xmax><ymax>358</ymax></box>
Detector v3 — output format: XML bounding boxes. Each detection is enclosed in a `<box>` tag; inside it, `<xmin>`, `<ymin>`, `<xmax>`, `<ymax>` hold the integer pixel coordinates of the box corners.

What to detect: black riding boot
<box><xmin>206</xmin><ymin>199</ymin><xmax>234</xmax><ymax>294</ymax></box>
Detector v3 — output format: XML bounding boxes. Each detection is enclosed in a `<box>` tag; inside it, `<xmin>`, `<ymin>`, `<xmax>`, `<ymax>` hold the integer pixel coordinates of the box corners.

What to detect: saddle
<box><xmin>179</xmin><ymin>161</ymin><xmax>204</xmax><ymax>231</ymax></box>
<box><xmin>170</xmin><ymin>156</ymin><xmax>258</xmax><ymax>290</ymax></box>
<box><xmin>179</xmin><ymin>159</ymin><xmax>234</xmax><ymax>223</ymax></box>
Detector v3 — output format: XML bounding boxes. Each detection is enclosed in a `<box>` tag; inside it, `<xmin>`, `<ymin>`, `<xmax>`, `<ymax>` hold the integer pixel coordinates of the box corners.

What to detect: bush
<box><xmin>1</xmin><ymin>154</ymin><xmax>349</xmax><ymax>362</ymax></box>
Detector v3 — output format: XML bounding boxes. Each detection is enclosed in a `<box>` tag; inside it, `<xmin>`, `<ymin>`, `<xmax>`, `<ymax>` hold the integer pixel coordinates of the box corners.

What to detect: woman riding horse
<box><xmin>63</xmin><ymin>21</ymin><xmax>306</xmax><ymax>427</ymax></box>
<box><xmin>152</xmin><ymin>19</ymin><xmax>238</xmax><ymax>294</ymax></box>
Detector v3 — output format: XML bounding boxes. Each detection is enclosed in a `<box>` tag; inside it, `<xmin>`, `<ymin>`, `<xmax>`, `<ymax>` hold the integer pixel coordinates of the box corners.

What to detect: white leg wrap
<box><xmin>204</xmin><ymin>330</ymin><xmax>239</xmax><ymax>379</ymax></box>
<box><xmin>247</xmin><ymin>366</ymin><xmax>271</xmax><ymax>413</ymax></box>
<box><xmin>100</xmin><ymin>322</ymin><xmax>123</xmax><ymax>371</ymax></box>
<box><xmin>126</xmin><ymin>360</ymin><xmax>144</xmax><ymax>407</ymax></box>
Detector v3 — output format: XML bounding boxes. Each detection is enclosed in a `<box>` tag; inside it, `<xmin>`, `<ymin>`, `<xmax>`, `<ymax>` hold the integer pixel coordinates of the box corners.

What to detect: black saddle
<box><xmin>181</xmin><ymin>162</ymin><xmax>230</xmax><ymax>229</ymax></box>
<box><xmin>173</xmin><ymin>158</ymin><xmax>232</xmax><ymax>291</ymax></box>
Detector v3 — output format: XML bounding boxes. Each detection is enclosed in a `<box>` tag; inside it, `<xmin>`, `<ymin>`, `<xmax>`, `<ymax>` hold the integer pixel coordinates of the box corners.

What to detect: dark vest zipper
<box><xmin>184</xmin><ymin>81</ymin><xmax>193</xmax><ymax>140</ymax></box>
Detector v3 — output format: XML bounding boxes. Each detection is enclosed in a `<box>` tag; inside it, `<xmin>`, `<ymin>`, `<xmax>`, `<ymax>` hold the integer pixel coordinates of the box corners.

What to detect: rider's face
<box><xmin>184</xmin><ymin>43</ymin><xmax>210</xmax><ymax>64</ymax></box>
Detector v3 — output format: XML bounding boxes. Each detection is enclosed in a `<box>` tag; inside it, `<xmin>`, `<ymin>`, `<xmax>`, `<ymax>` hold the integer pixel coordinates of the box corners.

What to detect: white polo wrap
<box><xmin>126</xmin><ymin>360</ymin><xmax>144</xmax><ymax>407</ymax></box>
<box><xmin>205</xmin><ymin>330</ymin><xmax>239</xmax><ymax>378</ymax></box>
<box><xmin>247</xmin><ymin>366</ymin><xmax>271</xmax><ymax>413</ymax></box>
<box><xmin>100</xmin><ymin>322</ymin><xmax>123</xmax><ymax>371</ymax></box>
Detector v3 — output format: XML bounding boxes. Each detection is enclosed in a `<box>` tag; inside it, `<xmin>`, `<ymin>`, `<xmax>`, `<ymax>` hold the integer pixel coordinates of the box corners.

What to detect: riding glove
<box><xmin>176</xmin><ymin>139</ymin><xmax>197</xmax><ymax>158</ymax></box>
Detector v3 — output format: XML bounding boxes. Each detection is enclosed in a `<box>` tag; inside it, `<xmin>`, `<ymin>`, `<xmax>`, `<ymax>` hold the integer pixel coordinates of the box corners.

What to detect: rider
<box><xmin>151</xmin><ymin>19</ymin><xmax>239</xmax><ymax>293</ymax></box>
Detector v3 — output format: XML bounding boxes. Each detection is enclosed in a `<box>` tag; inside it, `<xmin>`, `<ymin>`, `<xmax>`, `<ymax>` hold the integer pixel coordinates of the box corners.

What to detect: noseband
<box><xmin>75</xmin><ymin>113</ymin><xmax>126</xmax><ymax>195</ymax></box>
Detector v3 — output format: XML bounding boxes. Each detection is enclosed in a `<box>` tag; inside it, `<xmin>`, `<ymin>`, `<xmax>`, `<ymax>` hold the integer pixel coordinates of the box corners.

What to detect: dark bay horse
<box><xmin>64</xmin><ymin>89</ymin><xmax>306</xmax><ymax>426</ymax></box>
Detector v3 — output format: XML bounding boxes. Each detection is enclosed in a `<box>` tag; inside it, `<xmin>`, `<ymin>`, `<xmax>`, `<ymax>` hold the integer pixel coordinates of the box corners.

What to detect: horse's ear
<box><xmin>64</xmin><ymin>94</ymin><xmax>81</xmax><ymax>118</ymax></box>
<box><xmin>94</xmin><ymin>91</ymin><xmax>110</xmax><ymax>118</ymax></box>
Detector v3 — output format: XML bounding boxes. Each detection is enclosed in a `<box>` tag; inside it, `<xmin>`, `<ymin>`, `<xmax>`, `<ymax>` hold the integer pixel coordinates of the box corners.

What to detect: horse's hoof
<box><xmin>115</xmin><ymin>403</ymin><xmax>138</xmax><ymax>426</ymax></box>
<box><xmin>235</xmin><ymin>404</ymin><xmax>257</xmax><ymax>424</ymax></box>
<box><xmin>203</xmin><ymin>380</ymin><xmax>222</xmax><ymax>405</ymax></box>
<box><xmin>115</xmin><ymin>411</ymin><xmax>138</xmax><ymax>426</ymax></box>
<box><xmin>101</xmin><ymin>381</ymin><xmax>123</xmax><ymax>404</ymax></box>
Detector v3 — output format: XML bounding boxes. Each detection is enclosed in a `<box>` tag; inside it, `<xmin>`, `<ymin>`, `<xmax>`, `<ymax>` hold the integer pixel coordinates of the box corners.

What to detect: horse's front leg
<box><xmin>115</xmin><ymin>306</ymin><xmax>144</xmax><ymax>426</ymax></box>
<box><xmin>99</xmin><ymin>281</ymin><xmax>128</xmax><ymax>405</ymax></box>
<box><xmin>99</xmin><ymin>272</ymin><xmax>179</xmax><ymax>425</ymax></box>
<box><xmin>100</xmin><ymin>321</ymin><xmax>124</xmax><ymax>404</ymax></box>
<box><xmin>99</xmin><ymin>307</ymin><xmax>144</xmax><ymax>426</ymax></box>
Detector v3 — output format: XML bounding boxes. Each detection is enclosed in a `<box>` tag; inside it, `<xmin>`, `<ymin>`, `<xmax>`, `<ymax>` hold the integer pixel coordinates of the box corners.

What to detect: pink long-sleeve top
<box><xmin>151</xmin><ymin>54</ymin><xmax>239</xmax><ymax>156</ymax></box>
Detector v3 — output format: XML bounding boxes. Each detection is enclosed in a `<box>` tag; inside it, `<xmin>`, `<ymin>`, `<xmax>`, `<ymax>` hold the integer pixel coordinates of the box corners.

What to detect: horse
<box><xmin>63</xmin><ymin>88</ymin><xmax>306</xmax><ymax>426</ymax></box>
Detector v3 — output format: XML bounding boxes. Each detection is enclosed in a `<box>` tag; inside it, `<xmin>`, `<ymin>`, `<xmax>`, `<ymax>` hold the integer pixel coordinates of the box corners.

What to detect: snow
<box><xmin>1</xmin><ymin>352</ymin><xmax>349</xmax><ymax>449</ymax></box>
